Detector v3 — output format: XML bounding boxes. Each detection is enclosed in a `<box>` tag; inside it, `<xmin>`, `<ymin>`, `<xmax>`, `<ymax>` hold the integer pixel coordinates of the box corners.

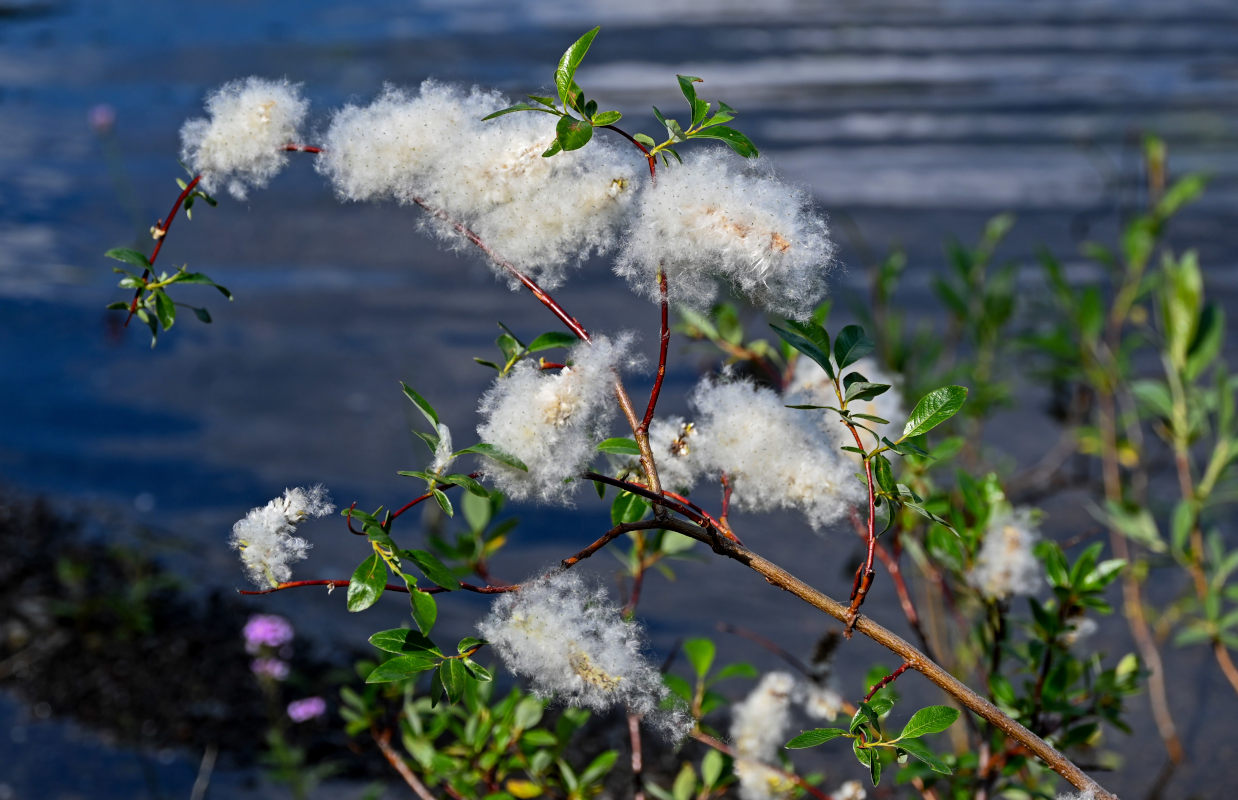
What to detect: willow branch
<box><xmin>653</xmin><ymin>516</ymin><xmax>1117</xmax><ymax>800</ymax></box>
<box><xmin>372</xmin><ymin>727</ymin><xmax>436</xmax><ymax>800</ymax></box>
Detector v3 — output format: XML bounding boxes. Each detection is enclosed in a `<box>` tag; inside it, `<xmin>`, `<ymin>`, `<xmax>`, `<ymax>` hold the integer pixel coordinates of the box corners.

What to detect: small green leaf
<box><xmin>771</xmin><ymin>320</ymin><xmax>834</xmax><ymax>380</ymax></box>
<box><xmin>902</xmin><ymin>386</ymin><xmax>968</xmax><ymax>439</ymax></box>
<box><xmin>633</xmin><ymin>133</ymin><xmax>656</xmax><ymax>148</ymax></box>
<box><xmin>400</xmin><ymin>382</ymin><xmax>439</xmax><ymax>427</ymax></box>
<box><xmin>701</xmin><ymin>749</ymin><xmax>724</xmax><ymax>788</ymax></box>
<box><xmin>785</xmin><ymin>728</ymin><xmax>848</xmax><ymax>749</ymax></box>
<box><xmin>555</xmin><ymin>27</ymin><xmax>601</xmax><ymax>107</ymax></box>
<box><xmin>682</xmin><ymin>638</ymin><xmax>715</xmax><ymax>679</ymax></box>
<box><xmin>411</xmin><ymin>588</ymin><xmax>438</xmax><ymax>635</ymax></box>
<box><xmin>366</xmin><ymin>653</ymin><xmax>442</xmax><ymax>683</ymax></box>
<box><xmin>611</xmin><ymin>492</ymin><xmax>650</xmax><ymax>526</ymax></box>
<box><xmin>457</xmin><ymin>636</ymin><xmax>485</xmax><ymax>655</ymax></box>
<box><xmin>541</xmin><ymin>139</ymin><xmax>563</xmax><ymax>158</ymax></box>
<box><xmin>687</xmin><ymin>125</ymin><xmax>758</xmax><ymax>158</ymax></box>
<box><xmin>898</xmin><ymin>706</ymin><xmax>960</xmax><ymax>740</ymax></box>
<box><xmin>597</xmin><ymin>437</ymin><xmax>641</xmax><ymax>456</ymax></box>
<box><xmin>833</xmin><ymin>325</ymin><xmax>875</xmax><ymax>370</ymax></box>
<box><xmin>439</xmin><ymin>472</ymin><xmax>489</xmax><ymax>498</ymax></box>
<box><xmin>853</xmin><ymin>740</ymin><xmax>880</xmax><ymax>785</ymax></box>
<box><xmin>555</xmin><ymin>115</ymin><xmax>594</xmax><ymax>151</ymax></box>
<box><xmin>581</xmin><ymin>750</ymin><xmax>618</xmax><ymax>786</ymax></box>
<box><xmin>437</xmin><ymin>659</ymin><xmax>469</xmax><ymax>703</ymax></box>
<box><xmin>482</xmin><ymin>102</ymin><xmax>559</xmax><ymax>120</ymax></box>
<box><xmin>191</xmin><ymin>306</ymin><xmax>212</xmax><ymax>323</ymax></box>
<box><xmin>152</xmin><ymin>289</ymin><xmax>176</xmax><ymax>330</ymax></box>
<box><xmin>527</xmin><ymin>331</ymin><xmax>579</xmax><ymax>352</ymax></box>
<box><xmin>431</xmin><ymin>488</ymin><xmax>453</xmax><ymax>517</ymax></box>
<box><xmin>347</xmin><ymin>553</ymin><xmax>387</xmax><ymax>612</ymax></box>
<box><xmin>104</xmin><ymin>248</ymin><xmax>151</xmax><ymax>269</ymax></box>
<box><xmin>592</xmin><ymin>110</ymin><xmax>622</xmax><ymax>126</ymax></box>
<box><xmin>369</xmin><ymin>628</ymin><xmax>442</xmax><ymax>655</ymax></box>
<box><xmin>175</xmin><ymin>272</ymin><xmax>233</xmax><ymax>299</ymax></box>
<box><xmin>406</xmin><ymin>548</ymin><xmax>458</xmax><ymax>590</ymax></box>
<box><xmin>455</xmin><ymin>443</ymin><xmax>528</xmax><ymax>471</ymax></box>
<box><xmin>896</xmin><ymin>738</ymin><xmax>952</xmax><ymax>774</ymax></box>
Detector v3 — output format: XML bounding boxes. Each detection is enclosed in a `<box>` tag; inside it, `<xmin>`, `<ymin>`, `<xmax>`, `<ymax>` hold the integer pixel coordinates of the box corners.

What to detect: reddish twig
<box><xmin>388</xmin><ymin>472</ymin><xmax>482</xmax><ymax>524</ymax></box>
<box><xmin>690</xmin><ymin>730</ymin><xmax>832</xmax><ymax>800</ymax></box>
<box><xmin>281</xmin><ymin>144</ymin><xmax>322</xmax><ymax>153</ymax></box>
<box><xmin>720</xmin><ymin>472</ymin><xmax>733</xmax><ymax>526</ymax></box>
<box><xmin>844</xmin><ymin>422</ymin><xmax>879</xmax><ymax>636</ymax></box>
<box><xmin>410</xmin><ymin>196</ymin><xmax>590</xmax><ymax>341</ymax></box>
<box><xmin>561</xmin><ymin>519</ymin><xmax>675</xmax><ymax>568</ymax></box>
<box><xmin>628</xmin><ymin>713</ymin><xmax>647</xmax><ymax>800</ymax></box>
<box><xmin>372</xmin><ymin>727</ymin><xmax>436</xmax><ymax>800</ymax></box>
<box><xmin>124</xmin><ymin>174</ymin><xmax>202</xmax><ymax>325</ymax></box>
<box><xmin>583</xmin><ymin>471</ymin><xmax>737</xmax><ymax>542</ymax></box>
<box><xmin>861</xmin><ymin>661</ymin><xmax>912</xmax><ymax>705</ymax></box>
<box><xmin>600</xmin><ymin>124</ymin><xmax>656</xmax><ymax>179</ymax></box>
<box><xmin>639</xmin><ymin>270</ymin><xmax>670</xmax><ymax>433</ymax></box>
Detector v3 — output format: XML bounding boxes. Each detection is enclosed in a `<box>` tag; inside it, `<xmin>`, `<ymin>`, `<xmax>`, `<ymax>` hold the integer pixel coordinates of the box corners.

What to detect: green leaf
<box><xmin>853</xmin><ymin>740</ymin><xmax>881</xmax><ymax>785</ymax></box>
<box><xmin>833</xmin><ymin>325</ymin><xmax>875</xmax><ymax>369</ymax></box>
<box><xmin>872</xmin><ymin>454</ymin><xmax>895</xmax><ymax>494</ymax></box>
<box><xmin>592</xmin><ymin>110</ymin><xmax>622</xmax><ymax>126</ymax></box>
<box><xmin>555</xmin><ymin>27</ymin><xmax>601</xmax><ymax>107</ymax></box>
<box><xmin>671</xmin><ymin>763</ymin><xmax>695</xmax><ymax>800</ymax></box>
<box><xmin>633</xmin><ymin>132</ymin><xmax>656</xmax><ymax>148</ymax></box>
<box><xmin>462</xmin><ymin>490</ymin><xmax>492</xmax><ymax>532</ymax></box>
<box><xmin>191</xmin><ymin>306</ymin><xmax>212</xmax><ymax>324</ymax></box>
<box><xmin>405</xmin><ymin>548</ymin><xmax>458</xmax><ymax>590</ymax></box>
<box><xmin>457</xmin><ymin>636</ymin><xmax>485</xmax><ymax>655</ymax></box>
<box><xmin>437</xmin><ymin>659</ymin><xmax>469</xmax><ymax>704</ymax></box>
<box><xmin>369</xmin><ymin>628</ymin><xmax>442</xmax><ymax>655</ymax></box>
<box><xmin>527</xmin><ymin>331</ymin><xmax>579</xmax><ymax>352</ymax></box>
<box><xmin>845</xmin><ymin>381</ymin><xmax>890</xmax><ymax>403</ymax></box>
<box><xmin>682</xmin><ymin>638</ymin><xmax>715</xmax><ymax>679</ymax></box>
<box><xmin>712</xmin><ymin>662</ymin><xmax>758</xmax><ymax>681</ymax></box>
<box><xmin>104</xmin><ymin>247</ymin><xmax>151</xmax><ymax>269</ymax></box>
<box><xmin>701</xmin><ymin>100</ymin><xmax>737</xmax><ymax>128</ymax></box>
<box><xmin>771</xmin><ymin>320</ymin><xmax>834</xmax><ymax>380</ymax></box>
<box><xmin>347</xmin><ymin>553</ymin><xmax>387</xmax><ymax>612</ymax></box>
<box><xmin>439</xmin><ymin>472</ymin><xmax>490</xmax><ymax>498</ymax></box>
<box><xmin>411</xmin><ymin>588</ymin><xmax>438</xmax><ymax>636</ymax></box>
<box><xmin>431</xmin><ymin>488</ymin><xmax>453</xmax><ymax>517</ymax></box>
<box><xmin>541</xmin><ymin>139</ymin><xmax>563</xmax><ymax>158</ymax></box>
<box><xmin>366</xmin><ymin>653</ymin><xmax>442</xmax><ymax>683</ymax></box>
<box><xmin>1186</xmin><ymin>303</ymin><xmax>1224</xmax><ymax>380</ymax></box>
<box><xmin>896</xmin><ymin>738</ymin><xmax>952</xmax><ymax>774</ymax></box>
<box><xmin>597</xmin><ymin>437</ymin><xmax>641</xmax><ymax>456</ymax></box>
<box><xmin>581</xmin><ymin>750</ymin><xmax>618</xmax><ymax>786</ymax></box>
<box><xmin>555</xmin><ymin>114</ymin><xmax>594</xmax><ymax>151</ymax></box>
<box><xmin>175</xmin><ymin>272</ymin><xmax>233</xmax><ymax>299</ymax></box>
<box><xmin>785</xmin><ymin>728</ymin><xmax>848</xmax><ymax>749</ymax></box>
<box><xmin>701</xmin><ymin>749</ymin><xmax>724</xmax><ymax>788</ymax></box>
<box><xmin>611</xmin><ymin>492</ymin><xmax>650</xmax><ymax>526</ymax></box>
<box><xmin>687</xmin><ymin>125</ymin><xmax>758</xmax><ymax>158</ymax></box>
<box><xmin>482</xmin><ymin>102</ymin><xmax>559</xmax><ymax>120</ymax></box>
<box><xmin>455</xmin><ymin>443</ymin><xmax>528</xmax><ymax>471</ymax></box>
<box><xmin>898</xmin><ymin>706</ymin><xmax>959</xmax><ymax>740</ymax></box>
<box><xmin>902</xmin><ymin>386</ymin><xmax>968</xmax><ymax>439</ymax></box>
<box><xmin>400</xmin><ymin>382</ymin><xmax>439</xmax><ymax>427</ymax></box>
<box><xmin>152</xmin><ymin>289</ymin><xmax>176</xmax><ymax>330</ymax></box>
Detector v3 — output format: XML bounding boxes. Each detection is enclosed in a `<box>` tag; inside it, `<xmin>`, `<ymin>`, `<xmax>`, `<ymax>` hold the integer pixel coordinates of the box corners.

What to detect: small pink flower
<box><xmin>287</xmin><ymin>696</ymin><xmax>327</xmax><ymax>723</ymax></box>
<box><xmin>88</xmin><ymin>104</ymin><xmax>116</xmax><ymax>134</ymax></box>
<box><xmin>251</xmin><ymin>657</ymin><xmax>290</xmax><ymax>681</ymax></box>
<box><xmin>243</xmin><ymin>614</ymin><xmax>294</xmax><ymax>654</ymax></box>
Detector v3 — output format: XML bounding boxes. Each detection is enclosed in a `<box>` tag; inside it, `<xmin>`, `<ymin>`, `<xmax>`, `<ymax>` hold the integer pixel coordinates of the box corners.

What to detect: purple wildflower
<box><xmin>251</xmin><ymin>657</ymin><xmax>290</xmax><ymax>681</ymax></box>
<box><xmin>243</xmin><ymin>614</ymin><xmax>294</xmax><ymax>654</ymax></box>
<box><xmin>287</xmin><ymin>696</ymin><xmax>327</xmax><ymax>723</ymax></box>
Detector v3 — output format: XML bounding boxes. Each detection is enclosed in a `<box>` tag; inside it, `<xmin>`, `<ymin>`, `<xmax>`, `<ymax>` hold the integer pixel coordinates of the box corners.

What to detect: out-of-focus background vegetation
<box><xmin>2</xmin><ymin>1</ymin><xmax>1237</xmax><ymax>796</ymax></box>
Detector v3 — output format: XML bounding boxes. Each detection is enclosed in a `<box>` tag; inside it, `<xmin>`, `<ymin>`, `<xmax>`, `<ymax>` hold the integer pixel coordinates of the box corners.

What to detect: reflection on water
<box><xmin>2</xmin><ymin>0</ymin><xmax>1237</xmax><ymax>796</ymax></box>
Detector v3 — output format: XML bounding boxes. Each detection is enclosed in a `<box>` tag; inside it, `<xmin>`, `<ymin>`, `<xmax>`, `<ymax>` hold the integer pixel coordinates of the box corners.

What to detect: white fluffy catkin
<box><xmin>477</xmin><ymin>570</ymin><xmax>690</xmax><ymax>742</ymax></box>
<box><xmin>230</xmin><ymin>485</ymin><xmax>335</xmax><ymax>587</ymax></box>
<box><xmin>968</xmin><ymin>508</ymin><xmax>1044</xmax><ymax>601</ymax></box>
<box><xmin>476</xmin><ymin>334</ymin><xmax>633</xmax><ymax>503</ymax></box>
<box><xmin>689</xmin><ymin>378</ymin><xmax>864</xmax><ymax>529</ymax></box>
<box><xmin>180</xmin><ymin>77</ymin><xmax>309</xmax><ymax>200</ymax></box>
<box><xmin>317</xmin><ymin>81</ymin><xmax>639</xmax><ymax>289</ymax></box>
<box><xmin>730</xmin><ymin>672</ymin><xmax>798</xmax><ymax>800</ymax></box>
<box><xmin>615</xmin><ymin>149</ymin><xmax>836</xmax><ymax>320</ymax></box>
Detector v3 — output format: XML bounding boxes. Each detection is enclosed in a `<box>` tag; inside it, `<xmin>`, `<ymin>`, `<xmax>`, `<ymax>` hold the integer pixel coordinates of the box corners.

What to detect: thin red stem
<box><xmin>584</xmin><ymin>471</ymin><xmax>738</xmax><ymax>543</ymax></box>
<box><xmin>640</xmin><ymin>270</ymin><xmax>670</xmax><ymax>433</ymax></box>
<box><xmin>281</xmin><ymin>144</ymin><xmax>322</xmax><ymax>153</ymax></box>
<box><xmin>861</xmin><ymin>661</ymin><xmax>911</xmax><ymax>704</ymax></box>
<box><xmin>387</xmin><ymin>472</ymin><xmax>481</xmax><ymax>524</ymax></box>
<box><xmin>410</xmin><ymin>197</ymin><xmax>590</xmax><ymax>341</ymax></box>
<box><xmin>844</xmin><ymin>422</ymin><xmax>879</xmax><ymax>635</ymax></box>
<box><xmin>125</xmin><ymin>174</ymin><xmax>202</xmax><ymax>325</ymax></box>
<box><xmin>600</xmin><ymin>124</ymin><xmax>656</xmax><ymax>179</ymax></box>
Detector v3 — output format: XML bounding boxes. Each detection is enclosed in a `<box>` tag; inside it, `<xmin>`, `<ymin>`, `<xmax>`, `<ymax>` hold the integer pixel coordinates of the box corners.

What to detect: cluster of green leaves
<box><xmin>105</xmin><ymin>248</ymin><xmax>231</xmax><ymax>347</ymax></box>
<box><xmin>787</xmin><ymin>698</ymin><xmax>959</xmax><ymax>786</ymax></box>
<box><xmin>485</xmin><ymin>27</ymin><xmax>756</xmax><ymax>163</ymax></box>
<box><xmin>771</xmin><ymin>317</ymin><xmax>967</xmax><ymax>531</ymax></box>
<box><xmin>474</xmin><ymin>324</ymin><xmax>580</xmax><ymax>376</ymax></box>
<box><xmin>341</xmin><ymin>667</ymin><xmax>616</xmax><ymax>799</ymax></box>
